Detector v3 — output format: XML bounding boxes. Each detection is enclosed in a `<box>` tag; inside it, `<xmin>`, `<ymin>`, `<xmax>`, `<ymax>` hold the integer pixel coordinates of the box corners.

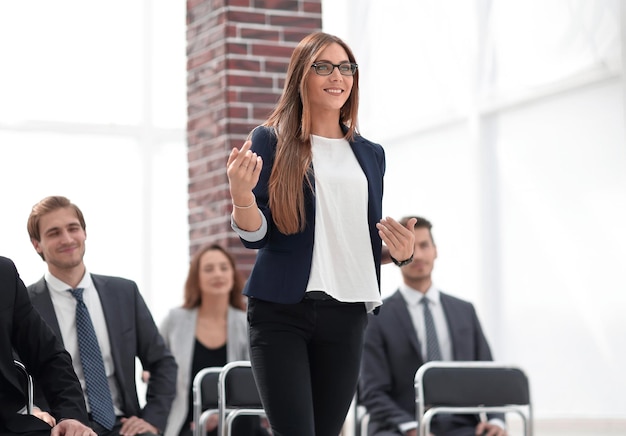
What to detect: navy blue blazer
<box><xmin>28</xmin><ymin>274</ymin><xmax>177</xmax><ymax>432</ymax></box>
<box><xmin>240</xmin><ymin>125</ymin><xmax>385</xmax><ymax>304</ymax></box>
<box><xmin>359</xmin><ymin>290</ymin><xmax>496</xmax><ymax>433</ymax></box>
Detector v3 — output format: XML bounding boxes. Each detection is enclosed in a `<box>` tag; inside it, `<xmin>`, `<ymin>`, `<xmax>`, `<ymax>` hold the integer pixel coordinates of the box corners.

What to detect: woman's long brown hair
<box><xmin>264</xmin><ymin>32</ymin><xmax>360</xmax><ymax>235</ymax></box>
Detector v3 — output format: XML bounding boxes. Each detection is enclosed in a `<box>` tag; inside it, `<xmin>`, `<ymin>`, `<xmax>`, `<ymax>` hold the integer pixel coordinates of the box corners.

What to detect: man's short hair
<box><xmin>399</xmin><ymin>215</ymin><xmax>435</xmax><ymax>245</ymax></box>
<box><xmin>27</xmin><ymin>196</ymin><xmax>86</xmax><ymax>260</ymax></box>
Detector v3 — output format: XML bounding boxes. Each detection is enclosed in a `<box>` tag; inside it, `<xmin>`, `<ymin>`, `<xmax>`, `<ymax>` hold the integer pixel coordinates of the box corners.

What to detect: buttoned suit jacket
<box><xmin>28</xmin><ymin>274</ymin><xmax>177</xmax><ymax>432</ymax></box>
<box><xmin>359</xmin><ymin>289</ymin><xmax>495</xmax><ymax>434</ymax></box>
<box><xmin>0</xmin><ymin>256</ymin><xmax>89</xmax><ymax>433</ymax></box>
<box><xmin>158</xmin><ymin>306</ymin><xmax>250</xmax><ymax>436</ymax></box>
<box><xmin>240</xmin><ymin>125</ymin><xmax>385</xmax><ymax>304</ymax></box>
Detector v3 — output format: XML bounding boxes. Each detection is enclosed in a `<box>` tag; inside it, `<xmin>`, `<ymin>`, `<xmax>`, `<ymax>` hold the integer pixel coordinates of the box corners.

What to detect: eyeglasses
<box><xmin>310</xmin><ymin>61</ymin><xmax>358</xmax><ymax>76</ymax></box>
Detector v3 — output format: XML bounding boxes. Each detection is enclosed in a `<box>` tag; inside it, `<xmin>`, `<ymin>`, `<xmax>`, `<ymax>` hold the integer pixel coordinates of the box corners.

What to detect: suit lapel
<box><xmin>90</xmin><ymin>275</ymin><xmax>120</xmax><ymax>358</ymax></box>
<box><xmin>29</xmin><ymin>278</ymin><xmax>64</xmax><ymax>343</ymax></box>
<box><xmin>387</xmin><ymin>291</ymin><xmax>423</xmax><ymax>358</ymax></box>
<box><xmin>83</xmin><ymin>275</ymin><xmax>133</xmax><ymax>409</ymax></box>
<box><xmin>440</xmin><ymin>292</ymin><xmax>461</xmax><ymax>360</ymax></box>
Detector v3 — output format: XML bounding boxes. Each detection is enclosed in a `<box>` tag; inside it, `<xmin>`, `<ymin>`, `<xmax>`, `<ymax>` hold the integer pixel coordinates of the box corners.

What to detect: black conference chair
<box><xmin>217</xmin><ymin>360</ymin><xmax>266</xmax><ymax>436</ymax></box>
<box><xmin>14</xmin><ymin>360</ymin><xmax>34</xmax><ymax>414</ymax></box>
<box><xmin>414</xmin><ymin>361</ymin><xmax>533</xmax><ymax>436</ymax></box>
<box><xmin>192</xmin><ymin>361</ymin><xmax>266</xmax><ymax>436</ymax></box>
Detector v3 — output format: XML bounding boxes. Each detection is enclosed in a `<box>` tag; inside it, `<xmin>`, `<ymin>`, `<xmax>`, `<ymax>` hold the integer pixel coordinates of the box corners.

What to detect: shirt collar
<box><xmin>399</xmin><ymin>282</ymin><xmax>441</xmax><ymax>306</ymax></box>
<box><xmin>45</xmin><ymin>269</ymin><xmax>94</xmax><ymax>295</ymax></box>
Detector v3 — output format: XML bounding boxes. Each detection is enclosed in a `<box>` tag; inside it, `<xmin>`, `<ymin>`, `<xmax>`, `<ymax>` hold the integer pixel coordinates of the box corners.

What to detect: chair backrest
<box><xmin>14</xmin><ymin>360</ymin><xmax>34</xmax><ymax>414</ymax></box>
<box><xmin>192</xmin><ymin>366</ymin><xmax>222</xmax><ymax>436</ymax></box>
<box><xmin>220</xmin><ymin>361</ymin><xmax>261</xmax><ymax>408</ymax></box>
<box><xmin>218</xmin><ymin>360</ymin><xmax>265</xmax><ymax>436</ymax></box>
<box><xmin>414</xmin><ymin>361</ymin><xmax>532</xmax><ymax>436</ymax></box>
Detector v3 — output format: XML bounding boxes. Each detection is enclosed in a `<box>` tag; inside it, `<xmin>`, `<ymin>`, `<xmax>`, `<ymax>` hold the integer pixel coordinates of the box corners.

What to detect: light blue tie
<box><xmin>69</xmin><ymin>288</ymin><xmax>116</xmax><ymax>430</ymax></box>
<box><xmin>420</xmin><ymin>297</ymin><xmax>442</xmax><ymax>361</ymax></box>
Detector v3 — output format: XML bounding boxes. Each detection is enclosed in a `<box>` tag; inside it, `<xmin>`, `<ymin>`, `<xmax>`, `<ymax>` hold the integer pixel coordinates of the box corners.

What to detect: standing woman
<box><xmin>226</xmin><ymin>32</ymin><xmax>415</xmax><ymax>436</ymax></box>
<box><xmin>159</xmin><ymin>244</ymin><xmax>266</xmax><ymax>436</ymax></box>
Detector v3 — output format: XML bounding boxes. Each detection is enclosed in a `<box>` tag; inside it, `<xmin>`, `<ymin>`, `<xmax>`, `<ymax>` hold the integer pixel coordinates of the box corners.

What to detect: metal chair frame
<box><xmin>192</xmin><ymin>366</ymin><xmax>221</xmax><ymax>436</ymax></box>
<box><xmin>192</xmin><ymin>361</ymin><xmax>266</xmax><ymax>436</ymax></box>
<box><xmin>345</xmin><ymin>393</ymin><xmax>369</xmax><ymax>436</ymax></box>
<box><xmin>414</xmin><ymin>361</ymin><xmax>533</xmax><ymax>436</ymax></box>
<box><xmin>218</xmin><ymin>360</ymin><xmax>266</xmax><ymax>436</ymax></box>
<box><xmin>356</xmin><ymin>406</ymin><xmax>370</xmax><ymax>436</ymax></box>
<box><xmin>14</xmin><ymin>360</ymin><xmax>34</xmax><ymax>414</ymax></box>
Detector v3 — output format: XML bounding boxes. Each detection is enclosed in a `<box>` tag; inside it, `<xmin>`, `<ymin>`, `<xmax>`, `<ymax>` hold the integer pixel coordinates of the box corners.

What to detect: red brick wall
<box><xmin>186</xmin><ymin>0</ymin><xmax>322</xmax><ymax>274</ymax></box>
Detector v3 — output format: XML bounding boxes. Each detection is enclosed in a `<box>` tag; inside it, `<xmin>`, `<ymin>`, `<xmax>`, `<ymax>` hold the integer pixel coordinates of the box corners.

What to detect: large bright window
<box><xmin>0</xmin><ymin>0</ymin><xmax>188</xmax><ymax>324</ymax></box>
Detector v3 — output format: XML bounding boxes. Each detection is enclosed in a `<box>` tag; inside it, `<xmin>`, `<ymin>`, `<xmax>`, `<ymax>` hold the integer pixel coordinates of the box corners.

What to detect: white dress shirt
<box><xmin>45</xmin><ymin>270</ymin><xmax>123</xmax><ymax>416</ymax></box>
<box><xmin>399</xmin><ymin>283</ymin><xmax>453</xmax><ymax>361</ymax></box>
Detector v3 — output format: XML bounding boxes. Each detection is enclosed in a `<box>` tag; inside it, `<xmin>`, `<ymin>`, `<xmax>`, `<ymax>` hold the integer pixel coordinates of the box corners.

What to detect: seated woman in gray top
<box><xmin>159</xmin><ymin>244</ymin><xmax>267</xmax><ymax>436</ymax></box>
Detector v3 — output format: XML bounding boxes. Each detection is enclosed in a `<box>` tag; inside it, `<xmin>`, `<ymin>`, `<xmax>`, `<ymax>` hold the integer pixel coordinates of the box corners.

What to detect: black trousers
<box><xmin>247</xmin><ymin>295</ymin><xmax>368</xmax><ymax>436</ymax></box>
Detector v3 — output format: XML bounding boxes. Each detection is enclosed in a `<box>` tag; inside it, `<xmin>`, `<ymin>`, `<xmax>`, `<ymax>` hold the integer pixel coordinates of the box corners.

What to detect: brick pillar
<box><xmin>186</xmin><ymin>0</ymin><xmax>322</xmax><ymax>274</ymax></box>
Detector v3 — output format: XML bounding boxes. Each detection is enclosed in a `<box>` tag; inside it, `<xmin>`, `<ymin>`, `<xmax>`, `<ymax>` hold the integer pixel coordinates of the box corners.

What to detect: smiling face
<box><xmin>198</xmin><ymin>248</ymin><xmax>235</xmax><ymax>300</ymax></box>
<box><xmin>31</xmin><ymin>206</ymin><xmax>87</xmax><ymax>275</ymax></box>
<box><xmin>305</xmin><ymin>42</ymin><xmax>353</xmax><ymax>115</ymax></box>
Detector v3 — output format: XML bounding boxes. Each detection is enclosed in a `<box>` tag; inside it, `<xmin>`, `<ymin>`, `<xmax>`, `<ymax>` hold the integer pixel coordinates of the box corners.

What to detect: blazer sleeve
<box><xmin>468</xmin><ymin>304</ymin><xmax>505</xmax><ymax>423</ymax></box>
<box><xmin>131</xmin><ymin>285</ymin><xmax>178</xmax><ymax>431</ymax></box>
<box><xmin>159</xmin><ymin>310</ymin><xmax>174</xmax><ymax>349</ymax></box>
<box><xmin>2</xmin><ymin>257</ymin><xmax>89</xmax><ymax>424</ymax></box>
<box><xmin>359</xmin><ymin>312</ymin><xmax>415</xmax><ymax>429</ymax></box>
<box><xmin>240</xmin><ymin>125</ymin><xmax>276</xmax><ymax>250</ymax></box>
<box><xmin>471</xmin><ymin>305</ymin><xmax>494</xmax><ymax>361</ymax></box>
<box><xmin>227</xmin><ymin>307</ymin><xmax>250</xmax><ymax>362</ymax></box>
<box><xmin>447</xmin><ymin>295</ymin><xmax>503</xmax><ymax>423</ymax></box>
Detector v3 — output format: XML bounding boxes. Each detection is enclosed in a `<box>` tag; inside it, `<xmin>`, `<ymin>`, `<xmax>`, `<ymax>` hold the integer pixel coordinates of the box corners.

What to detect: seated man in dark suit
<box><xmin>360</xmin><ymin>216</ymin><xmax>506</xmax><ymax>436</ymax></box>
<box><xmin>0</xmin><ymin>255</ymin><xmax>96</xmax><ymax>436</ymax></box>
<box><xmin>26</xmin><ymin>196</ymin><xmax>178</xmax><ymax>436</ymax></box>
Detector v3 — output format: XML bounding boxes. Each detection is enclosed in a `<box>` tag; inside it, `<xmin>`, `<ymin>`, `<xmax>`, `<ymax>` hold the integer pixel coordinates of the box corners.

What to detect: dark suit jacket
<box><xmin>359</xmin><ymin>290</ymin><xmax>495</xmax><ymax>435</ymax></box>
<box><xmin>0</xmin><ymin>256</ymin><xmax>89</xmax><ymax>433</ymax></box>
<box><xmin>241</xmin><ymin>125</ymin><xmax>385</xmax><ymax>304</ymax></box>
<box><xmin>28</xmin><ymin>274</ymin><xmax>177</xmax><ymax>432</ymax></box>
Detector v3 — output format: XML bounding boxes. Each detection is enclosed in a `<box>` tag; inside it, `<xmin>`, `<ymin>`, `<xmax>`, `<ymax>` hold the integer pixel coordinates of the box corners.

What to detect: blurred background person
<box><xmin>159</xmin><ymin>244</ymin><xmax>267</xmax><ymax>436</ymax></box>
<box><xmin>360</xmin><ymin>216</ymin><xmax>504</xmax><ymax>436</ymax></box>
